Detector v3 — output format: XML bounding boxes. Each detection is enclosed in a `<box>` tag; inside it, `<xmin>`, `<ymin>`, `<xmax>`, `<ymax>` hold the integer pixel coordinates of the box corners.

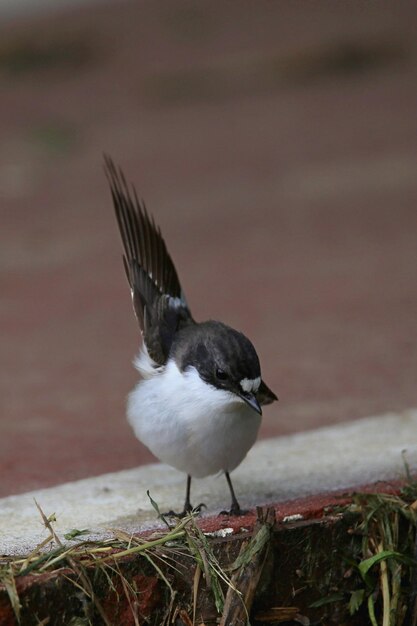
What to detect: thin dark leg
<box><xmin>162</xmin><ymin>475</ymin><xmax>205</xmax><ymax>518</ymax></box>
<box><xmin>183</xmin><ymin>475</ymin><xmax>192</xmax><ymax>514</ymax></box>
<box><xmin>183</xmin><ymin>475</ymin><xmax>206</xmax><ymax>515</ymax></box>
<box><xmin>225</xmin><ymin>471</ymin><xmax>244</xmax><ymax>516</ymax></box>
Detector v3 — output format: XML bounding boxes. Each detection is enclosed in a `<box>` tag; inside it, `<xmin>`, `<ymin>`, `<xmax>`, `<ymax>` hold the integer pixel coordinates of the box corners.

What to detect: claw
<box><xmin>161</xmin><ymin>509</ymin><xmax>183</xmax><ymax>518</ymax></box>
<box><xmin>219</xmin><ymin>505</ymin><xmax>248</xmax><ymax>517</ymax></box>
<box><xmin>162</xmin><ymin>502</ymin><xmax>206</xmax><ymax>518</ymax></box>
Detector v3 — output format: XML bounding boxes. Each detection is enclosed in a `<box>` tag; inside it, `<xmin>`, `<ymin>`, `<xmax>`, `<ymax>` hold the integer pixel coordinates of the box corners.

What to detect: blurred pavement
<box><xmin>1</xmin><ymin>1</ymin><xmax>417</xmax><ymax>496</ymax></box>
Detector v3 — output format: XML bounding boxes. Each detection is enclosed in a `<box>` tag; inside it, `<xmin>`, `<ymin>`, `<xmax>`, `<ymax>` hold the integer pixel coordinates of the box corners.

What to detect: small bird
<box><xmin>105</xmin><ymin>157</ymin><xmax>277</xmax><ymax>516</ymax></box>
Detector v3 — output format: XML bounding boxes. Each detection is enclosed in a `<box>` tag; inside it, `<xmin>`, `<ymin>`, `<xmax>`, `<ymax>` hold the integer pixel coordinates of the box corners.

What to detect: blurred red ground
<box><xmin>1</xmin><ymin>1</ymin><xmax>417</xmax><ymax>496</ymax></box>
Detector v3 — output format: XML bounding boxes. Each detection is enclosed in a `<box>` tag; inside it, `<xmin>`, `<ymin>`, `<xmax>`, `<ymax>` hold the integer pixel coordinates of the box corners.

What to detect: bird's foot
<box><xmin>162</xmin><ymin>502</ymin><xmax>206</xmax><ymax>518</ymax></box>
<box><xmin>219</xmin><ymin>503</ymin><xmax>248</xmax><ymax>517</ymax></box>
<box><xmin>161</xmin><ymin>510</ymin><xmax>182</xmax><ymax>518</ymax></box>
<box><xmin>191</xmin><ymin>502</ymin><xmax>206</xmax><ymax>515</ymax></box>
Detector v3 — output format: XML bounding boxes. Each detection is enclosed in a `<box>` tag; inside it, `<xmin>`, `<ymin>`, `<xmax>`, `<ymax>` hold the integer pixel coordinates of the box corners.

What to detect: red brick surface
<box><xmin>1</xmin><ymin>1</ymin><xmax>417</xmax><ymax>496</ymax></box>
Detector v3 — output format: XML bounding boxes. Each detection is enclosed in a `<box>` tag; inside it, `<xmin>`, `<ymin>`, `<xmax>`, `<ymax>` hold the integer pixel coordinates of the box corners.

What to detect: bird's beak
<box><xmin>240</xmin><ymin>392</ymin><xmax>262</xmax><ymax>415</ymax></box>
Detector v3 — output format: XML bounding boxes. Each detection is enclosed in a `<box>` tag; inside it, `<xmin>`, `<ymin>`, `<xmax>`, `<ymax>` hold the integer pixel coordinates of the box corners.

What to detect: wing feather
<box><xmin>105</xmin><ymin>155</ymin><xmax>193</xmax><ymax>365</ymax></box>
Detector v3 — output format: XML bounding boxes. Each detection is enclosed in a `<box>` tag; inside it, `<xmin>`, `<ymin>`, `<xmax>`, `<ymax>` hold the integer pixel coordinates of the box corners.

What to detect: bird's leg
<box><xmin>183</xmin><ymin>475</ymin><xmax>206</xmax><ymax>515</ymax></box>
<box><xmin>183</xmin><ymin>474</ymin><xmax>193</xmax><ymax>514</ymax></box>
<box><xmin>163</xmin><ymin>475</ymin><xmax>205</xmax><ymax>517</ymax></box>
<box><xmin>223</xmin><ymin>471</ymin><xmax>247</xmax><ymax>516</ymax></box>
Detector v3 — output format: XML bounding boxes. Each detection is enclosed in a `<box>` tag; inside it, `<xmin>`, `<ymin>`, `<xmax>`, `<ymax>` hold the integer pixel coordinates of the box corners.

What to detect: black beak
<box><xmin>240</xmin><ymin>392</ymin><xmax>262</xmax><ymax>415</ymax></box>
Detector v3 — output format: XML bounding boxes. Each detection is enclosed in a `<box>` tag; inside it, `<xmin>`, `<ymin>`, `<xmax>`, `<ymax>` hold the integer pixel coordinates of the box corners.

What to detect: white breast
<box><xmin>127</xmin><ymin>360</ymin><xmax>262</xmax><ymax>478</ymax></box>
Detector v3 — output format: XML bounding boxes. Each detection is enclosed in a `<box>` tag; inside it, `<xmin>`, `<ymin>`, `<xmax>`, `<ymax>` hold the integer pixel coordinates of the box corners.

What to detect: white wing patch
<box><xmin>166</xmin><ymin>296</ymin><xmax>184</xmax><ymax>310</ymax></box>
<box><xmin>240</xmin><ymin>376</ymin><xmax>261</xmax><ymax>394</ymax></box>
<box><xmin>133</xmin><ymin>344</ymin><xmax>163</xmax><ymax>379</ymax></box>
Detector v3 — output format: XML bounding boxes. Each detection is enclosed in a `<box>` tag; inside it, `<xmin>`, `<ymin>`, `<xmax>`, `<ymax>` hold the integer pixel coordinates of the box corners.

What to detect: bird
<box><xmin>105</xmin><ymin>156</ymin><xmax>277</xmax><ymax>516</ymax></box>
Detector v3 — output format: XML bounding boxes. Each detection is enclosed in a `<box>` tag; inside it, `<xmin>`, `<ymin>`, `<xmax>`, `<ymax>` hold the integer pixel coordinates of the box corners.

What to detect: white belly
<box><xmin>127</xmin><ymin>361</ymin><xmax>261</xmax><ymax>478</ymax></box>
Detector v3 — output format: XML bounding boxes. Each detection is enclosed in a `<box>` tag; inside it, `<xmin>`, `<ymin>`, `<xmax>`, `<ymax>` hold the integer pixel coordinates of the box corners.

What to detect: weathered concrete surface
<box><xmin>1</xmin><ymin>1</ymin><xmax>417</xmax><ymax>496</ymax></box>
<box><xmin>1</xmin><ymin>410</ymin><xmax>416</xmax><ymax>556</ymax></box>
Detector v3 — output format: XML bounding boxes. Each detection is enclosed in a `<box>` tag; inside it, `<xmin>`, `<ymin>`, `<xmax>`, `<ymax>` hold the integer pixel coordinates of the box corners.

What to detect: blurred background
<box><xmin>1</xmin><ymin>1</ymin><xmax>417</xmax><ymax>497</ymax></box>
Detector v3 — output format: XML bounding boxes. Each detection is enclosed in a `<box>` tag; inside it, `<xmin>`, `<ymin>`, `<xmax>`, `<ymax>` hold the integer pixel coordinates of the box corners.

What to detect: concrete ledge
<box><xmin>1</xmin><ymin>410</ymin><xmax>416</xmax><ymax>556</ymax></box>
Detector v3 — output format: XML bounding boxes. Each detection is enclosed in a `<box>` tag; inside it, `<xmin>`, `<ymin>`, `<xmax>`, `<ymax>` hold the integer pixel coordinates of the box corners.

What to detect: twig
<box><xmin>411</xmin><ymin>526</ymin><xmax>417</xmax><ymax>626</ymax></box>
<box><xmin>219</xmin><ymin>507</ymin><xmax>276</xmax><ymax>626</ymax></box>
<box><xmin>377</xmin><ymin>542</ymin><xmax>390</xmax><ymax>626</ymax></box>
<box><xmin>34</xmin><ymin>499</ymin><xmax>112</xmax><ymax>626</ymax></box>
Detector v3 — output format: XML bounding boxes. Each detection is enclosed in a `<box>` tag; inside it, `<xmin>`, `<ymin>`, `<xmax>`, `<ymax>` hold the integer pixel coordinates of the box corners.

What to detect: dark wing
<box><xmin>104</xmin><ymin>156</ymin><xmax>193</xmax><ymax>366</ymax></box>
<box><xmin>257</xmin><ymin>380</ymin><xmax>278</xmax><ymax>406</ymax></box>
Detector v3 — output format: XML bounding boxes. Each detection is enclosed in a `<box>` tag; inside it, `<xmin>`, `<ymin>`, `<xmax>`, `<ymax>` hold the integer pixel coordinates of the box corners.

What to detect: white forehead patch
<box><xmin>240</xmin><ymin>377</ymin><xmax>261</xmax><ymax>394</ymax></box>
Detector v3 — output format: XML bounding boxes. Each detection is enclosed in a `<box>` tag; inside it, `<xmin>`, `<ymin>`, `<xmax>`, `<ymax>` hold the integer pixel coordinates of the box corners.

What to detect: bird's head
<box><xmin>172</xmin><ymin>321</ymin><xmax>263</xmax><ymax>414</ymax></box>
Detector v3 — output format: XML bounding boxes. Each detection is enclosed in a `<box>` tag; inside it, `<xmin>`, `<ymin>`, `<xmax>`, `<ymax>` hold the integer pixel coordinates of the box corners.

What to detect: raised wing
<box><xmin>105</xmin><ymin>156</ymin><xmax>193</xmax><ymax>366</ymax></box>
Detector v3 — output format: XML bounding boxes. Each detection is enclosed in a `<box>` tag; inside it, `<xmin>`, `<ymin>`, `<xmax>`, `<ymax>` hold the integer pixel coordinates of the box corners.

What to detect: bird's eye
<box><xmin>216</xmin><ymin>368</ymin><xmax>228</xmax><ymax>381</ymax></box>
